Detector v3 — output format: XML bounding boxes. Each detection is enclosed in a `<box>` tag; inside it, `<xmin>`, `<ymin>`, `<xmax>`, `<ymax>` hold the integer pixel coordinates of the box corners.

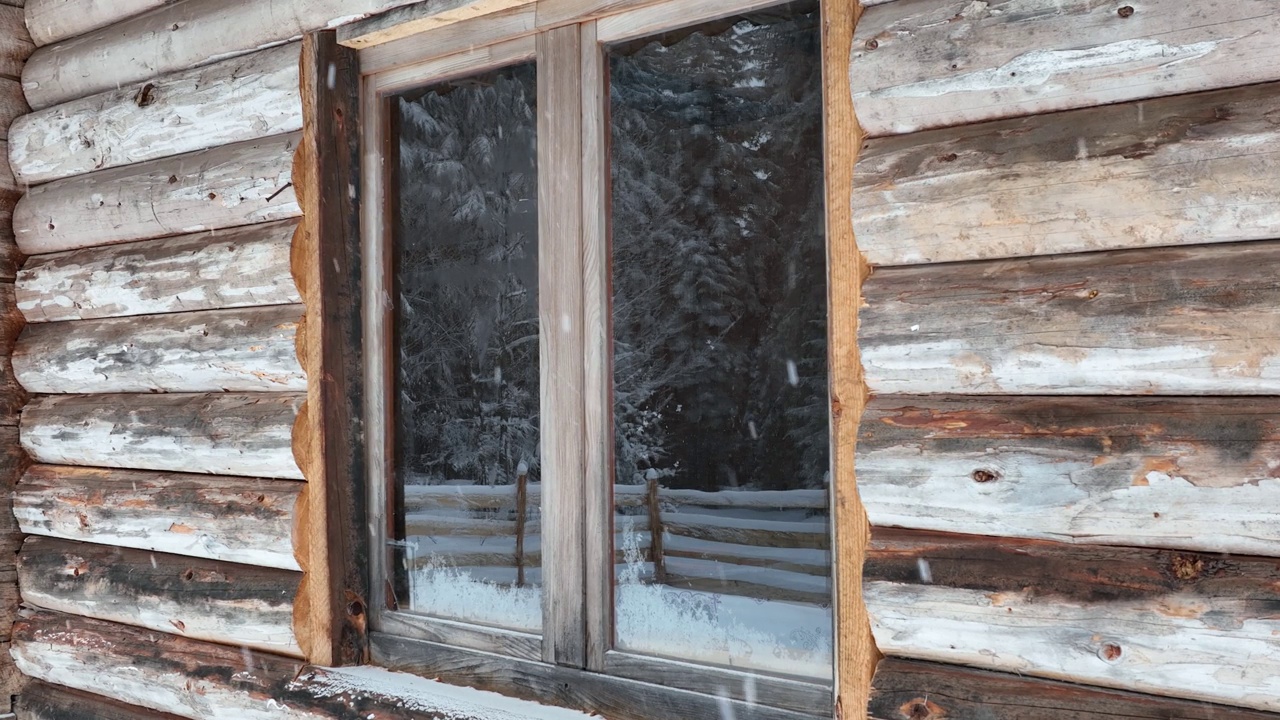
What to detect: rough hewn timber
<box><xmin>854</xmin><ymin>83</ymin><xmax>1280</xmax><ymax>266</ymax></box>
<box><xmin>24</xmin><ymin>0</ymin><xmax>176</xmax><ymax>47</ymax></box>
<box><xmin>16</xmin><ymin>220</ymin><xmax>300</xmax><ymax>323</ymax></box>
<box><xmin>851</xmin><ymin>0</ymin><xmax>1280</xmax><ymax>136</ymax></box>
<box><xmin>14</xmin><ymin>464</ymin><xmax>299</xmax><ymax>569</ymax></box>
<box><xmin>21</xmin><ymin>393</ymin><xmax>303</xmax><ymax>479</ymax></box>
<box><xmin>13</xmin><ymin>304</ymin><xmax>305</xmax><ymax>393</ymax></box>
<box><xmin>18</xmin><ymin>537</ymin><xmax>301</xmax><ymax>655</ymax></box>
<box><xmin>19</xmin><ymin>681</ymin><xmax>188</xmax><ymax>720</ymax></box>
<box><xmin>861</xmin><ymin>240</ymin><xmax>1280</xmax><ymax>395</ymax></box>
<box><xmin>10</xmin><ymin>43</ymin><xmax>301</xmax><ymax>185</ymax></box>
<box><xmin>0</xmin><ymin>283</ymin><xmax>26</xmax><ymax>426</ymax></box>
<box><xmin>868</xmin><ymin>658</ymin><xmax>1280</xmax><ymax>720</ymax></box>
<box><xmin>0</xmin><ymin>77</ymin><xmax>26</xmax><ymax>139</ymax></box>
<box><xmin>858</xmin><ymin>395</ymin><xmax>1280</xmax><ymax>555</ymax></box>
<box><xmin>0</xmin><ymin>5</ymin><xmax>31</xmax><ymax>78</ymax></box>
<box><xmin>13</xmin><ymin>133</ymin><xmax>299</xmax><ymax>255</ymax></box>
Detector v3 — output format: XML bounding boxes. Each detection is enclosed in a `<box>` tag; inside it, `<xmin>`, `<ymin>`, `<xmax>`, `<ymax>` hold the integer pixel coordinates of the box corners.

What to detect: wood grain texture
<box><xmin>0</xmin><ymin>5</ymin><xmax>31</xmax><ymax>78</ymax></box>
<box><xmin>0</xmin><ymin>77</ymin><xmax>27</xmax><ymax>139</ymax></box>
<box><xmin>20</xmin><ymin>392</ymin><xmax>304</xmax><ymax>478</ymax></box>
<box><xmin>13</xmin><ymin>132</ymin><xmax>299</xmax><ymax>255</ymax></box>
<box><xmin>0</xmin><ymin>283</ymin><xmax>26</xmax><ymax>425</ymax></box>
<box><xmin>858</xmin><ymin>395</ymin><xmax>1280</xmax><ymax>556</ymax></box>
<box><xmin>868</xmin><ymin>658</ymin><xmax>1280</xmax><ymax>720</ymax></box>
<box><xmin>337</xmin><ymin>0</ymin><xmax>534</xmax><ymax>49</ymax></box>
<box><xmin>865</xmin><ymin>529</ymin><xmax>1280</xmax><ymax>711</ymax></box>
<box><xmin>16</xmin><ymin>220</ymin><xmax>300</xmax><ymax>323</ymax></box>
<box><xmin>10</xmin><ymin>42</ymin><xmax>301</xmax><ymax>185</ymax></box>
<box><xmin>861</xmin><ymin>240</ymin><xmax>1280</xmax><ymax>395</ymax></box>
<box><xmin>854</xmin><ymin>83</ymin><xmax>1280</xmax><ymax>266</ymax></box>
<box><xmin>19</xmin><ymin>681</ymin><xmax>188</xmax><ymax>720</ymax></box>
<box><xmin>356</xmin><ymin>5</ymin><xmax>537</xmax><ymax>76</ymax></box>
<box><xmin>24</xmin><ymin>0</ymin><xmax>176</xmax><ymax>47</ymax></box>
<box><xmin>18</xmin><ymin>537</ymin><xmax>301</xmax><ymax>655</ymax></box>
<box><xmin>13</xmin><ymin>304</ymin><xmax>305</xmax><ymax>393</ymax></box>
<box><xmin>851</xmin><ymin>0</ymin><xmax>1280</xmax><ymax>136</ymax></box>
<box><xmin>14</xmin><ymin>464</ymin><xmax>299</xmax><ymax>570</ymax></box>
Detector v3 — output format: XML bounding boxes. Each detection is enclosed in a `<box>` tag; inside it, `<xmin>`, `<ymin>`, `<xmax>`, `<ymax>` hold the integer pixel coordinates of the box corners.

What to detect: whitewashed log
<box><xmin>13</xmin><ymin>304</ymin><xmax>305</xmax><ymax>393</ymax></box>
<box><xmin>851</xmin><ymin>0</ymin><xmax>1280</xmax><ymax>136</ymax></box>
<box><xmin>14</xmin><ymin>464</ymin><xmax>299</xmax><ymax>570</ymax></box>
<box><xmin>25</xmin><ymin>0</ymin><xmax>173</xmax><ymax>47</ymax></box>
<box><xmin>10</xmin><ymin>43</ymin><xmax>301</xmax><ymax>184</ymax></box>
<box><xmin>16</xmin><ymin>220</ymin><xmax>299</xmax><ymax>322</ymax></box>
<box><xmin>854</xmin><ymin>83</ymin><xmax>1280</xmax><ymax>266</ymax></box>
<box><xmin>13</xmin><ymin>132</ymin><xmax>299</xmax><ymax>255</ymax></box>
<box><xmin>861</xmin><ymin>241</ymin><xmax>1280</xmax><ymax>395</ymax></box>
<box><xmin>21</xmin><ymin>392</ymin><xmax>304</xmax><ymax>479</ymax></box>
<box><xmin>0</xmin><ymin>5</ymin><xmax>31</xmax><ymax>78</ymax></box>
<box><xmin>0</xmin><ymin>77</ymin><xmax>27</xmax><ymax>139</ymax></box>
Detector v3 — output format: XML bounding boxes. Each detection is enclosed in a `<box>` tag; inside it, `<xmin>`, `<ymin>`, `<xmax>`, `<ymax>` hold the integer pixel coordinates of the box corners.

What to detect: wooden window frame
<box><xmin>353</xmin><ymin>1</ymin><xmax>869</xmax><ymax>717</ymax></box>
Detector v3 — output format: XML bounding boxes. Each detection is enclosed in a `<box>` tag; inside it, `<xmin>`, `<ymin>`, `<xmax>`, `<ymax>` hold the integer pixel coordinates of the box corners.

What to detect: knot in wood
<box><xmin>900</xmin><ymin>697</ymin><xmax>945</xmax><ymax>720</ymax></box>
<box><xmin>971</xmin><ymin>468</ymin><xmax>999</xmax><ymax>483</ymax></box>
<box><xmin>865</xmin><ymin>38</ymin><xmax>879</xmax><ymax>51</ymax></box>
<box><xmin>1117</xmin><ymin>5</ymin><xmax>1135</xmax><ymax>17</ymax></box>
<box><xmin>1171</xmin><ymin>554</ymin><xmax>1204</xmax><ymax>581</ymax></box>
<box><xmin>1100</xmin><ymin>643</ymin><xmax>1123</xmax><ymax>662</ymax></box>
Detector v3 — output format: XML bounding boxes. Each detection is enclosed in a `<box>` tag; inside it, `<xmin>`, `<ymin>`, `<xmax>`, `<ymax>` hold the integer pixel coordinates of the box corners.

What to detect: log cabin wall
<box><xmin>851</xmin><ymin>0</ymin><xmax>1280</xmax><ymax>718</ymax></box>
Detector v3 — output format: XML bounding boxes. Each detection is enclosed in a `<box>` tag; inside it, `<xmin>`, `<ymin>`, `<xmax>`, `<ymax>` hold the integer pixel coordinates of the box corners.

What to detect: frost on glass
<box><xmin>391</xmin><ymin>64</ymin><xmax>541</xmax><ymax>632</ymax></box>
<box><xmin>609</xmin><ymin>3</ymin><xmax>832</xmax><ymax>679</ymax></box>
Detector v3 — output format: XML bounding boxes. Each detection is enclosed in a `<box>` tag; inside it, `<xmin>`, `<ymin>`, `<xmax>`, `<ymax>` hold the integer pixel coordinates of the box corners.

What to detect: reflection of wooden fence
<box><xmin>404</xmin><ymin>481</ymin><xmax>830</xmax><ymax>603</ymax></box>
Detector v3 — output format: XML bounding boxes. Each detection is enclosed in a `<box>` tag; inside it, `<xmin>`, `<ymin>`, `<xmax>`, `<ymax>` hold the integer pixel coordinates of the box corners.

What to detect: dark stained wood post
<box><xmin>646</xmin><ymin>476</ymin><xmax>665</xmax><ymax>584</ymax></box>
<box><xmin>514</xmin><ymin>468</ymin><xmax>528</xmax><ymax>588</ymax></box>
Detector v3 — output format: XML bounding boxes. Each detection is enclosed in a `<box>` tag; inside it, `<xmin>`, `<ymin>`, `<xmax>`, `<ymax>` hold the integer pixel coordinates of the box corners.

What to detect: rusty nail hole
<box><xmin>971</xmin><ymin>469</ymin><xmax>999</xmax><ymax>483</ymax></box>
<box><xmin>348</xmin><ymin>600</ymin><xmax>366</xmax><ymax>617</ymax></box>
<box><xmin>47</xmin><ymin>222</ymin><xmax>55</xmax><ymax>231</ymax></box>
<box><xmin>938</xmin><ymin>152</ymin><xmax>958</xmax><ymax>163</ymax></box>
<box><xmin>1118</xmin><ymin>5</ymin><xmax>1134</xmax><ymax>17</ymax></box>
<box><xmin>864</xmin><ymin>38</ymin><xmax>879</xmax><ymax>51</ymax></box>
<box><xmin>1102</xmin><ymin>643</ymin><xmax>1122</xmax><ymax>661</ymax></box>
<box><xmin>1088</xmin><ymin>289</ymin><xmax>1100</xmax><ymax>299</ymax></box>
<box><xmin>1153</xmin><ymin>511</ymin><xmax>1161</xmax><ymax>518</ymax></box>
<box><xmin>950</xmin><ymin>63</ymin><xmax>958</xmax><ymax>70</ymax></box>
<box><xmin>183</xmin><ymin>569</ymin><xmax>195</xmax><ymax>581</ymax></box>
<box><xmin>207</xmin><ymin>192</ymin><xmax>217</xmax><ymax>200</ymax></box>
<box><xmin>168</xmin><ymin>175</ymin><xmax>178</xmax><ymax>184</ymax></box>
<box><xmin>257</xmin><ymin>494</ymin><xmax>266</xmax><ymax>503</ymax></box>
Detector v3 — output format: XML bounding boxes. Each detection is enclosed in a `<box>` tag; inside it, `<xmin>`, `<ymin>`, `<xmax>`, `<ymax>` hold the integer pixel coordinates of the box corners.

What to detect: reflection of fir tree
<box><xmin>395</xmin><ymin>66</ymin><xmax>541</xmax><ymax>487</ymax></box>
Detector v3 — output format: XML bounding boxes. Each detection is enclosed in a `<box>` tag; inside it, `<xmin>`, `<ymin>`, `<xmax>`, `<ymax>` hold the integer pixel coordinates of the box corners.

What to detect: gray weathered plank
<box><xmin>0</xmin><ymin>4</ymin><xmax>32</xmax><ymax>79</ymax></box>
<box><xmin>861</xmin><ymin>240</ymin><xmax>1280</xmax><ymax>395</ymax></box>
<box><xmin>851</xmin><ymin>0</ymin><xmax>1280</xmax><ymax>136</ymax></box>
<box><xmin>854</xmin><ymin>83</ymin><xmax>1280</xmax><ymax>266</ymax></box>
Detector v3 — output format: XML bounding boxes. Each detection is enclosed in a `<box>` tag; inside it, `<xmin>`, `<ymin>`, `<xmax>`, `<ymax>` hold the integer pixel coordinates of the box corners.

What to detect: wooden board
<box><xmin>16</xmin><ymin>220</ymin><xmax>300</xmax><ymax>323</ymax></box>
<box><xmin>13</xmin><ymin>132</ymin><xmax>300</xmax><ymax>255</ymax></box>
<box><xmin>854</xmin><ymin>82</ymin><xmax>1280</xmax><ymax>266</ymax></box>
<box><xmin>18</xmin><ymin>537</ymin><xmax>301</xmax><ymax>655</ymax></box>
<box><xmin>13</xmin><ymin>304</ymin><xmax>305</xmax><ymax>393</ymax></box>
<box><xmin>24</xmin><ymin>0</ymin><xmax>176</xmax><ymax>47</ymax></box>
<box><xmin>19</xmin><ymin>681</ymin><xmax>188</xmax><ymax>720</ymax></box>
<box><xmin>868</xmin><ymin>658</ymin><xmax>1280</xmax><ymax>720</ymax></box>
<box><xmin>864</xmin><ymin>529</ymin><xmax>1280</xmax><ymax>711</ymax></box>
<box><xmin>14</xmin><ymin>464</ymin><xmax>299</xmax><ymax>569</ymax></box>
<box><xmin>858</xmin><ymin>395</ymin><xmax>1280</xmax><ymax>556</ymax></box>
<box><xmin>10</xmin><ymin>43</ymin><xmax>301</xmax><ymax>185</ymax></box>
<box><xmin>851</xmin><ymin>0</ymin><xmax>1280</xmax><ymax>136</ymax></box>
<box><xmin>0</xmin><ymin>5</ymin><xmax>32</xmax><ymax>78</ymax></box>
<box><xmin>861</xmin><ymin>240</ymin><xmax>1280</xmax><ymax>395</ymax></box>
<box><xmin>20</xmin><ymin>392</ymin><xmax>304</xmax><ymax>479</ymax></box>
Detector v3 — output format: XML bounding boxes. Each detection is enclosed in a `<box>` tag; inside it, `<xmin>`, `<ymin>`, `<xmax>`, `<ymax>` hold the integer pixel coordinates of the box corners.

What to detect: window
<box><xmin>361</xmin><ymin>2</ymin><xmax>836</xmax><ymax>716</ymax></box>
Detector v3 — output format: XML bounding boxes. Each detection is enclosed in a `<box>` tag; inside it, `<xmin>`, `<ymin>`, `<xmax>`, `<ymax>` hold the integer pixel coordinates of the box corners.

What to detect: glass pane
<box><xmin>390</xmin><ymin>63</ymin><xmax>541</xmax><ymax>632</ymax></box>
<box><xmin>609</xmin><ymin>3</ymin><xmax>831</xmax><ymax>679</ymax></box>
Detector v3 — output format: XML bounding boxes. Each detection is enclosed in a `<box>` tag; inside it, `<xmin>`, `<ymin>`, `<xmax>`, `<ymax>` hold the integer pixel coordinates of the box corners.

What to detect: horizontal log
<box><xmin>0</xmin><ymin>77</ymin><xmax>27</xmax><ymax>139</ymax></box>
<box><xmin>858</xmin><ymin>395</ymin><xmax>1280</xmax><ymax>555</ymax></box>
<box><xmin>21</xmin><ymin>393</ymin><xmax>304</xmax><ymax>479</ymax></box>
<box><xmin>13</xmin><ymin>133</ymin><xmax>300</xmax><ymax>255</ymax></box>
<box><xmin>662</xmin><ymin>513</ymin><xmax>829</xmax><ymax>550</ymax></box>
<box><xmin>14</xmin><ymin>464</ymin><xmax>298</xmax><ymax>569</ymax></box>
<box><xmin>854</xmin><ymin>83</ymin><xmax>1280</xmax><ymax>266</ymax></box>
<box><xmin>865</xmin><ymin>529</ymin><xmax>1280</xmax><ymax>711</ymax></box>
<box><xmin>861</xmin><ymin>240</ymin><xmax>1280</xmax><ymax>395</ymax></box>
<box><xmin>869</xmin><ymin>658</ymin><xmax>1280</xmax><ymax>720</ymax></box>
<box><xmin>851</xmin><ymin>0</ymin><xmax>1280</xmax><ymax>136</ymax></box>
<box><xmin>16</xmin><ymin>220</ymin><xmax>300</xmax><ymax>322</ymax></box>
<box><xmin>25</xmin><ymin>0</ymin><xmax>174</xmax><ymax>47</ymax></box>
<box><xmin>19</xmin><ymin>681</ymin><xmax>188</xmax><ymax>720</ymax></box>
<box><xmin>0</xmin><ymin>5</ymin><xmax>31</xmax><ymax>78</ymax></box>
<box><xmin>19</xmin><ymin>537</ymin><xmax>300</xmax><ymax>655</ymax></box>
<box><xmin>13</xmin><ymin>304</ymin><xmax>305</xmax><ymax>393</ymax></box>
<box><xmin>10</xmin><ymin>43</ymin><xmax>301</xmax><ymax>185</ymax></box>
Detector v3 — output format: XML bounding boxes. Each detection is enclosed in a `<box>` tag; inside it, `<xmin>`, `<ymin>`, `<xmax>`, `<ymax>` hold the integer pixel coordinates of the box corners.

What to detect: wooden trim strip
<box><xmin>595</xmin><ymin>0</ymin><xmax>786</xmax><ymax>43</ymax></box>
<box><xmin>370</xmin><ymin>35</ymin><xmax>537</xmax><ymax>94</ymax></box>
<box><xmin>378</xmin><ymin>610</ymin><xmax>543</xmax><ymax>661</ymax></box>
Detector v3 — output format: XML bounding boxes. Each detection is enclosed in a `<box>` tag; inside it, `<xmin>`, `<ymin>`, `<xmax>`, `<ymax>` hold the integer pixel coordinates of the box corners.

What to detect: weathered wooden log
<box><xmin>21</xmin><ymin>393</ymin><xmax>304</xmax><ymax>479</ymax></box>
<box><xmin>851</xmin><ymin>0</ymin><xmax>1280</xmax><ymax>136</ymax></box>
<box><xmin>16</xmin><ymin>220</ymin><xmax>299</xmax><ymax>322</ymax></box>
<box><xmin>662</xmin><ymin>513</ymin><xmax>829</xmax><ymax>550</ymax></box>
<box><xmin>18</xmin><ymin>537</ymin><xmax>300</xmax><ymax>655</ymax></box>
<box><xmin>854</xmin><ymin>83</ymin><xmax>1280</xmax><ymax>266</ymax></box>
<box><xmin>13</xmin><ymin>304</ymin><xmax>305</xmax><ymax>393</ymax></box>
<box><xmin>0</xmin><ymin>283</ymin><xmax>28</xmax><ymax>426</ymax></box>
<box><xmin>861</xmin><ymin>240</ymin><xmax>1280</xmax><ymax>395</ymax></box>
<box><xmin>19</xmin><ymin>681</ymin><xmax>188</xmax><ymax>720</ymax></box>
<box><xmin>0</xmin><ymin>5</ymin><xmax>31</xmax><ymax>78</ymax></box>
<box><xmin>868</xmin><ymin>658</ymin><xmax>1280</xmax><ymax>720</ymax></box>
<box><xmin>13</xmin><ymin>132</ymin><xmax>300</xmax><ymax>255</ymax></box>
<box><xmin>0</xmin><ymin>77</ymin><xmax>27</xmax><ymax>139</ymax></box>
<box><xmin>25</xmin><ymin>0</ymin><xmax>175</xmax><ymax>47</ymax></box>
<box><xmin>14</xmin><ymin>464</ymin><xmax>299</xmax><ymax>569</ymax></box>
<box><xmin>10</xmin><ymin>43</ymin><xmax>301</xmax><ymax>185</ymax></box>
<box><xmin>858</xmin><ymin>395</ymin><xmax>1280</xmax><ymax>556</ymax></box>
<box><xmin>864</xmin><ymin>528</ymin><xmax>1280</xmax><ymax>711</ymax></box>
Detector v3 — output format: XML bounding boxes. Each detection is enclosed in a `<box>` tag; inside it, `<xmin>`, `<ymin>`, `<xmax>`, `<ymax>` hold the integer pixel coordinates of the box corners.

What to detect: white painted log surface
<box><xmin>16</xmin><ymin>220</ymin><xmax>299</xmax><ymax>322</ymax></box>
<box><xmin>25</xmin><ymin>0</ymin><xmax>173</xmax><ymax>47</ymax></box>
<box><xmin>13</xmin><ymin>132</ymin><xmax>299</xmax><ymax>255</ymax></box>
<box><xmin>851</xmin><ymin>0</ymin><xmax>1280</xmax><ymax>136</ymax></box>
<box><xmin>13</xmin><ymin>304</ymin><xmax>306</xmax><ymax>393</ymax></box>
<box><xmin>854</xmin><ymin>83</ymin><xmax>1280</xmax><ymax>266</ymax></box>
<box><xmin>867</xmin><ymin>581</ymin><xmax>1280</xmax><ymax>712</ymax></box>
<box><xmin>14</xmin><ymin>464</ymin><xmax>300</xmax><ymax>570</ymax></box>
<box><xmin>10</xmin><ymin>43</ymin><xmax>301</xmax><ymax>185</ymax></box>
<box><xmin>21</xmin><ymin>392</ymin><xmax>304</xmax><ymax>479</ymax></box>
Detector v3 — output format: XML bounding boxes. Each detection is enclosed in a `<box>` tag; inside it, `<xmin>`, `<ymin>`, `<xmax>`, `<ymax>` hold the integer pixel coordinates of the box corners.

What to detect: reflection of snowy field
<box><xmin>409</xmin><ymin>559</ymin><xmax>542</xmax><ymax>632</ymax></box>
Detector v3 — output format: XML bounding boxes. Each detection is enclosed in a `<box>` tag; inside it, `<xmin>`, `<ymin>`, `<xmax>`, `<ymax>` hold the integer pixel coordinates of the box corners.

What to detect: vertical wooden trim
<box><xmin>294</xmin><ymin>30</ymin><xmax>370</xmax><ymax>666</ymax></box>
<box><xmin>579</xmin><ymin>19</ymin><xmax>614</xmax><ymax>673</ymax></box>
<box><xmin>822</xmin><ymin>0</ymin><xmax>877</xmax><ymax>717</ymax></box>
<box><xmin>538</xmin><ymin>23</ymin><xmax>588</xmax><ymax>668</ymax></box>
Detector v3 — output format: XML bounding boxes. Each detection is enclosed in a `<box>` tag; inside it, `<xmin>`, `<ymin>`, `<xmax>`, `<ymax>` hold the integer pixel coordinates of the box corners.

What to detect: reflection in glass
<box><xmin>609</xmin><ymin>3</ymin><xmax>831</xmax><ymax>678</ymax></box>
<box><xmin>391</xmin><ymin>63</ymin><xmax>541</xmax><ymax>631</ymax></box>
